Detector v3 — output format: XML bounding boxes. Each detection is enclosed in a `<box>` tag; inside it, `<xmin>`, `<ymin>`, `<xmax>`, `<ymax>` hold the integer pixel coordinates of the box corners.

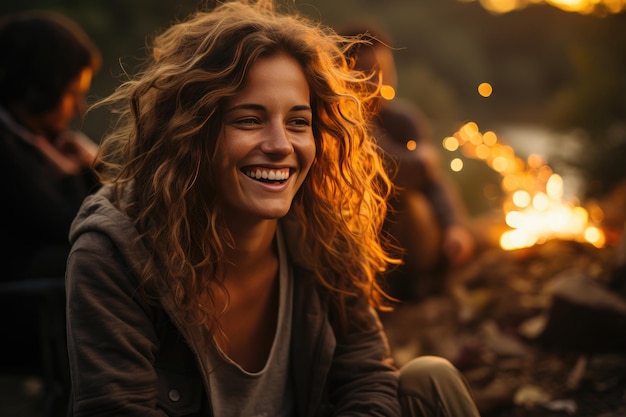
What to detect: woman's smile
<box><xmin>243</xmin><ymin>166</ymin><xmax>292</xmax><ymax>183</ymax></box>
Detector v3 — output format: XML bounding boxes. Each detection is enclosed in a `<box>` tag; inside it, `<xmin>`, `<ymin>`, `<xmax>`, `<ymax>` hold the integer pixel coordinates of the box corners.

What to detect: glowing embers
<box><xmin>446</xmin><ymin>121</ymin><xmax>605</xmax><ymax>250</ymax></box>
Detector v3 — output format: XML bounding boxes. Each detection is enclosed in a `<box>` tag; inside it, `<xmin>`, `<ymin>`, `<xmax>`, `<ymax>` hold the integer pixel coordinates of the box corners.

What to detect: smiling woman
<box><xmin>64</xmin><ymin>1</ymin><xmax>483</xmax><ymax>416</ymax></box>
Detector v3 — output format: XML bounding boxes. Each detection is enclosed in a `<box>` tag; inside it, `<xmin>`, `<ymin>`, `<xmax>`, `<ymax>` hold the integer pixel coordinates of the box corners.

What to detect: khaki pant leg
<box><xmin>399</xmin><ymin>356</ymin><xmax>481</xmax><ymax>417</ymax></box>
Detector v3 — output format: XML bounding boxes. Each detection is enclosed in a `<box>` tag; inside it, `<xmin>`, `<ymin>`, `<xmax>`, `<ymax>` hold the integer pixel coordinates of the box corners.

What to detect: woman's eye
<box><xmin>233</xmin><ymin>117</ymin><xmax>260</xmax><ymax>127</ymax></box>
<box><xmin>288</xmin><ymin>118</ymin><xmax>311</xmax><ymax>129</ymax></box>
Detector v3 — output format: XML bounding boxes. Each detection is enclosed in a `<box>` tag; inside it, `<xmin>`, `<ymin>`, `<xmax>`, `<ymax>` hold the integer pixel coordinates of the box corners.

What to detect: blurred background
<box><xmin>3</xmin><ymin>0</ymin><xmax>626</xmax><ymax>226</ymax></box>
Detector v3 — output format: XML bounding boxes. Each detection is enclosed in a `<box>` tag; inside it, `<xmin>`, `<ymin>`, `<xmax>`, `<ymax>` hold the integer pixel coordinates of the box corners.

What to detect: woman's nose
<box><xmin>260</xmin><ymin>124</ymin><xmax>294</xmax><ymax>155</ymax></box>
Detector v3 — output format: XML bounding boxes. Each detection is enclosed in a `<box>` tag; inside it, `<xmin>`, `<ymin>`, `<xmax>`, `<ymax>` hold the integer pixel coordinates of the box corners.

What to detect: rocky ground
<box><xmin>380</xmin><ymin>238</ymin><xmax>626</xmax><ymax>417</ymax></box>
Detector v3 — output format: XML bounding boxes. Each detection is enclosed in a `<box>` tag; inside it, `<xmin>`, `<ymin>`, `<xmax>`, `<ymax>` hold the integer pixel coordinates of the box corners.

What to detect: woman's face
<box><xmin>216</xmin><ymin>53</ymin><xmax>316</xmax><ymax>224</ymax></box>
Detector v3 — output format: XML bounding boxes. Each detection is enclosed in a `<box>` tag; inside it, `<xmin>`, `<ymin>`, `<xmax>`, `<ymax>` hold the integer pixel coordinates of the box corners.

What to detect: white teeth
<box><xmin>246</xmin><ymin>168</ymin><xmax>290</xmax><ymax>181</ymax></box>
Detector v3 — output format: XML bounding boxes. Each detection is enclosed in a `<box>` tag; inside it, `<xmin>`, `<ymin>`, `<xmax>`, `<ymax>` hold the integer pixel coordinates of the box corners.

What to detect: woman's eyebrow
<box><xmin>225</xmin><ymin>103</ymin><xmax>312</xmax><ymax>113</ymax></box>
<box><xmin>226</xmin><ymin>103</ymin><xmax>264</xmax><ymax>113</ymax></box>
<box><xmin>292</xmin><ymin>105</ymin><xmax>312</xmax><ymax>112</ymax></box>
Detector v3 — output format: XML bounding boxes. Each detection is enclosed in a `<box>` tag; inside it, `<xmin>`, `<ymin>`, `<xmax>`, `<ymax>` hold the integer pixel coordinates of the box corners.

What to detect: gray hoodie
<box><xmin>66</xmin><ymin>185</ymin><xmax>401</xmax><ymax>417</ymax></box>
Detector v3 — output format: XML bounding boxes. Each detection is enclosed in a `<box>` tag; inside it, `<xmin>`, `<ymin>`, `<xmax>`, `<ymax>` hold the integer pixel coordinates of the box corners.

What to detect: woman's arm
<box><xmin>328</xmin><ymin>300</ymin><xmax>402</xmax><ymax>417</ymax></box>
<box><xmin>66</xmin><ymin>231</ymin><xmax>167</xmax><ymax>417</ymax></box>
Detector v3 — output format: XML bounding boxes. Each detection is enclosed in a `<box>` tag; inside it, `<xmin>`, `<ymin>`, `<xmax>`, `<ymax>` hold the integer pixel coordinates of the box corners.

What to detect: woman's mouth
<box><xmin>243</xmin><ymin>167</ymin><xmax>291</xmax><ymax>183</ymax></box>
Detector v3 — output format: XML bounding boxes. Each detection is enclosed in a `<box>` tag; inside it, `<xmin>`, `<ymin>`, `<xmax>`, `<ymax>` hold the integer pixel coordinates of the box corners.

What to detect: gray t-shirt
<box><xmin>207</xmin><ymin>227</ymin><xmax>294</xmax><ymax>417</ymax></box>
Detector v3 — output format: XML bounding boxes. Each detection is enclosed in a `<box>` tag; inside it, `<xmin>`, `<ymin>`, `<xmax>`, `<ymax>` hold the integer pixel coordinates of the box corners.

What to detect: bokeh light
<box><xmin>450</xmin><ymin>158</ymin><xmax>464</xmax><ymax>172</ymax></box>
<box><xmin>462</xmin><ymin>0</ymin><xmax>626</xmax><ymax>14</ymax></box>
<box><xmin>380</xmin><ymin>85</ymin><xmax>396</xmax><ymax>100</ymax></box>
<box><xmin>478</xmin><ymin>82</ymin><xmax>493</xmax><ymax>97</ymax></box>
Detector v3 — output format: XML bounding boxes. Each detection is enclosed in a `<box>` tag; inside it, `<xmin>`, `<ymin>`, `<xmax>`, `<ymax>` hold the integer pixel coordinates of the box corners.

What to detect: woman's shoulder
<box><xmin>69</xmin><ymin>185</ymin><xmax>149</xmax><ymax>279</ymax></box>
<box><xmin>70</xmin><ymin>186</ymin><xmax>135</xmax><ymax>241</ymax></box>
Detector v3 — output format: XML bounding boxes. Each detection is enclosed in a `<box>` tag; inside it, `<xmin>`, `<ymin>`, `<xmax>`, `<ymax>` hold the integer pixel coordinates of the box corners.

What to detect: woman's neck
<box><xmin>224</xmin><ymin>219</ymin><xmax>278</xmax><ymax>279</ymax></box>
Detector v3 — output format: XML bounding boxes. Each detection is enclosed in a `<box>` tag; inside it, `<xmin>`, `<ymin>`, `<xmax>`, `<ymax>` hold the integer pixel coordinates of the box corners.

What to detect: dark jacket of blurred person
<box><xmin>0</xmin><ymin>11</ymin><xmax>102</xmax><ymax>281</ymax></box>
<box><xmin>341</xmin><ymin>24</ymin><xmax>476</xmax><ymax>301</ymax></box>
<box><xmin>0</xmin><ymin>11</ymin><xmax>101</xmax><ymax>384</ymax></box>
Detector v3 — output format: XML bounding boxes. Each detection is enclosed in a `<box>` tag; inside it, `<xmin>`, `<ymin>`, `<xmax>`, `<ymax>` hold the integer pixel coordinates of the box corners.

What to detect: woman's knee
<box><xmin>398</xmin><ymin>355</ymin><xmax>463</xmax><ymax>394</ymax></box>
<box><xmin>399</xmin><ymin>356</ymin><xmax>481</xmax><ymax>417</ymax></box>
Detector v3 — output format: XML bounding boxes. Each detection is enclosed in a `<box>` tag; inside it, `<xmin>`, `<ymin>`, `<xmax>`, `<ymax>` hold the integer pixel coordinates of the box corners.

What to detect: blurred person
<box><xmin>0</xmin><ymin>9</ymin><xmax>101</xmax><ymax>392</ymax></box>
<box><xmin>341</xmin><ymin>24</ymin><xmax>477</xmax><ymax>302</ymax></box>
<box><xmin>582</xmin><ymin>138</ymin><xmax>626</xmax><ymax>294</ymax></box>
<box><xmin>0</xmin><ymin>10</ymin><xmax>101</xmax><ymax>281</ymax></box>
<box><xmin>65</xmin><ymin>1</ymin><xmax>482</xmax><ymax>416</ymax></box>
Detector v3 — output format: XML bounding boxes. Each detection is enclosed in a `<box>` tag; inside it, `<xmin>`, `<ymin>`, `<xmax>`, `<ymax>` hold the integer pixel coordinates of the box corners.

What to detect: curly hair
<box><xmin>93</xmin><ymin>0</ymin><xmax>398</xmax><ymax>330</ymax></box>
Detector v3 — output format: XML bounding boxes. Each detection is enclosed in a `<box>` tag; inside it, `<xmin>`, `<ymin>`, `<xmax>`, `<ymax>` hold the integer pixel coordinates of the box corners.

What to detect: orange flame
<box><xmin>443</xmin><ymin>122</ymin><xmax>606</xmax><ymax>250</ymax></box>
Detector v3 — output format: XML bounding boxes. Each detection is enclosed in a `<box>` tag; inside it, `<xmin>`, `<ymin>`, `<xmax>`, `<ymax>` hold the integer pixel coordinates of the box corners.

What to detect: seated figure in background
<box><xmin>341</xmin><ymin>24</ymin><xmax>477</xmax><ymax>301</ymax></box>
<box><xmin>0</xmin><ymin>10</ymin><xmax>102</xmax><ymax>280</ymax></box>
<box><xmin>0</xmin><ymin>10</ymin><xmax>101</xmax><ymax>383</ymax></box>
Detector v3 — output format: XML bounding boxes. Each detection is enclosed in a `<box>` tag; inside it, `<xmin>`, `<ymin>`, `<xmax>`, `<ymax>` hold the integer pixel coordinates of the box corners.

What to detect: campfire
<box><xmin>442</xmin><ymin>121</ymin><xmax>606</xmax><ymax>250</ymax></box>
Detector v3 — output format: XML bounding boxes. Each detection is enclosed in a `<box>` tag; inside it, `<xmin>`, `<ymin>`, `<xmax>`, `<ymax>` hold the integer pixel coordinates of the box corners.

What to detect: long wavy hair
<box><xmin>94</xmin><ymin>0</ymin><xmax>398</xmax><ymax>330</ymax></box>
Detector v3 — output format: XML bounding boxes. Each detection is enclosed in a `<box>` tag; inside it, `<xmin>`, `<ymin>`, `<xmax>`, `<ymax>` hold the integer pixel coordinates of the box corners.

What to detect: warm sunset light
<box><xmin>445</xmin><ymin>121</ymin><xmax>606</xmax><ymax>250</ymax></box>
<box><xmin>460</xmin><ymin>0</ymin><xmax>626</xmax><ymax>14</ymax></box>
